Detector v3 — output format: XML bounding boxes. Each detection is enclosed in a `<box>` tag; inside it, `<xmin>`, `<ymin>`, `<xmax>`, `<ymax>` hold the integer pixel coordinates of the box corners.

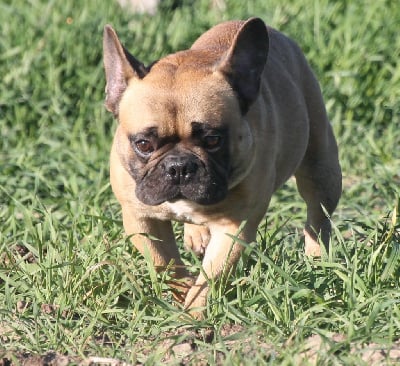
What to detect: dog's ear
<box><xmin>217</xmin><ymin>18</ymin><xmax>269</xmax><ymax>113</ymax></box>
<box><xmin>103</xmin><ymin>25</ymin><xmax>148</xmax><ymax>116</ymax></box>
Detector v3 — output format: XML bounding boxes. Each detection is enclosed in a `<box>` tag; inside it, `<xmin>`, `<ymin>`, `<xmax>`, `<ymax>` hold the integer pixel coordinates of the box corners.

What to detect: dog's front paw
<box><xmin>184</xmin><ymin>224</ymin><xmax>211</xmax><ymax>257</ymax></box>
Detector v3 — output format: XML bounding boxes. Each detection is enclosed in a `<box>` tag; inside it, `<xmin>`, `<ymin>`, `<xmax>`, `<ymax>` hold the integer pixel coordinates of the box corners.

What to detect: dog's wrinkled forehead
<box><xmin>119</xmin><ymin>52</ymin><xmax>238</xmax><ymax>138</ymax></box>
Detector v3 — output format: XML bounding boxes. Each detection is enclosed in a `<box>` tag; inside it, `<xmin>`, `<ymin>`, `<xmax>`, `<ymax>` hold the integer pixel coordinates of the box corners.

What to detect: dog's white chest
<box><xmin>165</xmin><ymin>200</ymin><xmax>205</xmax><ymax>224</ymax></box>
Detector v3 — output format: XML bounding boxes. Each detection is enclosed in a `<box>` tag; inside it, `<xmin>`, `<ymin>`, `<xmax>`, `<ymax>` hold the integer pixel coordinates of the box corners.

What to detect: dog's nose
<box><xmin>164</xmin><ymin>156</ymin><xmax>199</xmax><ymax>184</ymax></box>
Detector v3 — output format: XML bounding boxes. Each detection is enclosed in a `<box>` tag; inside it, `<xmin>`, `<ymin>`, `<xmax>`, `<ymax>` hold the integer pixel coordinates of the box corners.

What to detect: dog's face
<box><xmin>117</xmin><ymin>67</ymin><xmax>238</xmax><ymax>206</ymax></box>
<box><xmin>104</xmin><ymin>20</ymin><xmax>268</xmax><ymax>207</ymax></box>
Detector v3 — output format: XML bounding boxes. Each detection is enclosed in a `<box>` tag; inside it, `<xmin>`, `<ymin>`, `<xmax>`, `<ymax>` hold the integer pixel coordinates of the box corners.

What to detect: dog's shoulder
<box><xmin>266</xmin><ymin>26</ymin><xmax>310</xmax><ymax>71</ymax></box>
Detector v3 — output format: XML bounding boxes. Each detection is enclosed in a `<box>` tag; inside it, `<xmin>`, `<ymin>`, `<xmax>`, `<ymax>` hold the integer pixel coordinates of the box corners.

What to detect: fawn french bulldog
<box><xmin>103</xmin><ymin>18</ymin><xmax>341</xmax><ymax>318</ymax></box>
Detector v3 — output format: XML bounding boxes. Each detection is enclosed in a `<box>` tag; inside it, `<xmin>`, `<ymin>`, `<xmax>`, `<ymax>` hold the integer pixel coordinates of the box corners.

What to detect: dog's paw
<box><xmin>304</xmin><ymin>229</ymin><xmax>322</xmax><ymax>257</ymax></box>
<box><xmin>184</xmin><ymin>224</ymin><xmax>211</xmax><ymax>257</ymax></box>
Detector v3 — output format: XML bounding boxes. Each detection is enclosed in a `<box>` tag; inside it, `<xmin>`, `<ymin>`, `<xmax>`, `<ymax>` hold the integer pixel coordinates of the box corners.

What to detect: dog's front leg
<box><xmin>184</xmin><ymin>220</ymin><xmax>257</xmax><ymax>319</ymax></box>
<box><xmin>121</xmin><ymin>207</ymin><xmax>192</xmax><ymax>296</ymax></box>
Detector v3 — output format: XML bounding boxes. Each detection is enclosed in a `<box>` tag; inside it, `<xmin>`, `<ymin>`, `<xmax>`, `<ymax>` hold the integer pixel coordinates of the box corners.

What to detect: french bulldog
<box><xmin>103</xmin><ymin>17</ymin><xmax>341</xmax><ymax>318</ymax></box>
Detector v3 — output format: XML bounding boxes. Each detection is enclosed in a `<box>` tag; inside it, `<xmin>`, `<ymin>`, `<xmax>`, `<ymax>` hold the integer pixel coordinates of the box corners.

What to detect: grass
<box><xmin>1</xmin><ymin>0</ymin><xmax>399</xmax><ymax>364</ymax></box>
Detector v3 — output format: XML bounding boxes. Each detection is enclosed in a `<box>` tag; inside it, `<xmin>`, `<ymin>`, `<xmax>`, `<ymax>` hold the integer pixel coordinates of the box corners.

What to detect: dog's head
<box><xmin>103</xmin><ymin>18</ymin><xmax>268</xmax><ymax>206</ymax></box>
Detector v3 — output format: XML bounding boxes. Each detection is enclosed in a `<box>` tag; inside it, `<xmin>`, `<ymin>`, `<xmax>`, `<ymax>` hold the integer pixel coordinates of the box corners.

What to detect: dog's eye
<box><xmin>135</xmin><ymin>139</ymin><xmax>154</xmax><ymax>155</ymax></box>
<box><xmin>203</xmin><ymin>135</ymin><xmax>221</xmax><ymax>150</ymax></box>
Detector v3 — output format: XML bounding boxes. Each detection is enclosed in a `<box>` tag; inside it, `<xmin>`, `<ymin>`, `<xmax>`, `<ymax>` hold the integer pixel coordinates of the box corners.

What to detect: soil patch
<box><xmin>1</xmin><ymin>325</ymin><xmax>400</xmax><ymax>365</ymax></box>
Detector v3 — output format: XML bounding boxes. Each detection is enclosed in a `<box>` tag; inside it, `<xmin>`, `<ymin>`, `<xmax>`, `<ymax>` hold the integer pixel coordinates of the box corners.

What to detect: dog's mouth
<box><xmin>136</xmin><ymin>181</ymin><xmax>227</xmax><ymax>206</ymax></box>
<box><xmin>130</xmin><ymin>151</ymin><xmax>229</xmax><ymax>206</ymax></box>
<box><xmin>135</xmin><ymin>161</ymin><xmax>235</xmax><ymax>206</ymax></box>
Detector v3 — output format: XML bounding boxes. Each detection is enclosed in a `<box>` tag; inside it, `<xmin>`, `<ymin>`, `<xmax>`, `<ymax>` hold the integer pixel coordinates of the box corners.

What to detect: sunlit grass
<box><xmin>1</xmin><ymin>0</ymin><xmax>399</xmax><ymax>364</ymax></box>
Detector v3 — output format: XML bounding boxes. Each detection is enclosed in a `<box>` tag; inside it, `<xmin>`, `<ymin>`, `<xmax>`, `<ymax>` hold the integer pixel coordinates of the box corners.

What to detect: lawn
<box><xmin>1</xmin><ymin>0</ymin><xmax>399</xmax><ymax>364</ymax></box>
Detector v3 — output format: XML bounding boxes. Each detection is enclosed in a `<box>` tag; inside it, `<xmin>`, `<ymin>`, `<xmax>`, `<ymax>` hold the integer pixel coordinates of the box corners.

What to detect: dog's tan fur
<box><xmin>103</xmin><ymin>18</ymin><xmax>341</xmax><ymax>318</ymax></box>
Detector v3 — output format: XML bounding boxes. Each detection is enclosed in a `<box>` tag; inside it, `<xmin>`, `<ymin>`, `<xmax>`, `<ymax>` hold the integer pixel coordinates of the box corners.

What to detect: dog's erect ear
<box><xmin>103</xmin><ymin>25</ymin><xmax>148</xmax><ymax>116</ymax></box>
<box><xmin>217</xmin><ymin>18</ymin><xmax>269</xmax><ymax>113</ymax></box>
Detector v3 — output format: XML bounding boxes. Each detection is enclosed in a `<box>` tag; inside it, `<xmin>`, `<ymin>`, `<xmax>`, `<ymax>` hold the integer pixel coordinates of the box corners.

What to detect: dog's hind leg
<box><xmin>295</xmin><ymin>160</ymin><xmax>341</xmax><ymax>255</ymax></box>
<box><xmin>295</xmin><ymin>111</ymin><xmax>341</xmax><ymax>256</ymax></box>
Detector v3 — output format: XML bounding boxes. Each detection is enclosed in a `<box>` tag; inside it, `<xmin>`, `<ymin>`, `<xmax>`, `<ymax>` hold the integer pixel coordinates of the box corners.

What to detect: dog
<box><xmin>103</xmin><ymin>17</ymin><xmax>342</xmax><ymax>318</ymax></box>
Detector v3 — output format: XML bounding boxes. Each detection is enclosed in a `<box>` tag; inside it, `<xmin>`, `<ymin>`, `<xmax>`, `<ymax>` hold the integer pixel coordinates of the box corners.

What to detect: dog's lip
<box><xmin>167</xmin><ymin>193</ymin><xmax>184</xmax><ymax>203</ymax></box>
<box><xmin>166</xmin><ymin>191</ymin><xmax>226</xmax><ymax>206</ymax></box>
